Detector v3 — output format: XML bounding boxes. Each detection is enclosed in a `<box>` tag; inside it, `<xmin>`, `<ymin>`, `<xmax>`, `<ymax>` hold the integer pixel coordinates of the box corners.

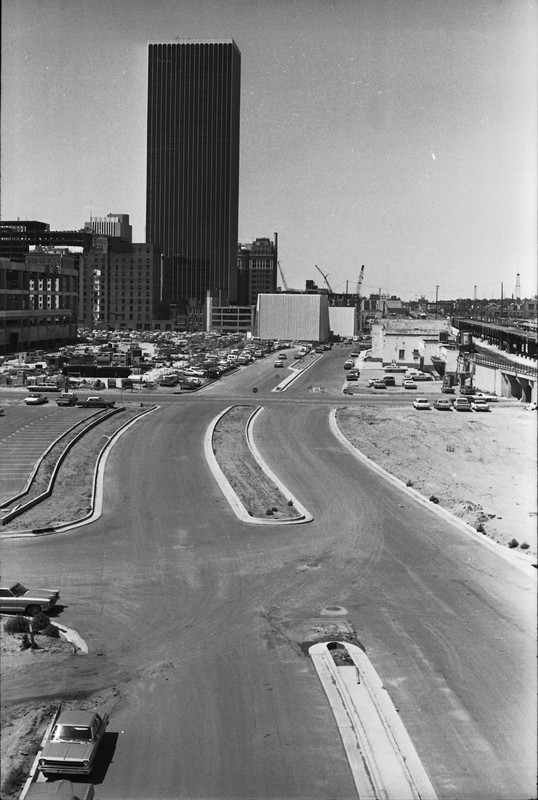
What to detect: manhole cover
<box><xmin>321</xmin><ymin>605</ymin><xmax>347</xmax><ymax>616</ymax></box>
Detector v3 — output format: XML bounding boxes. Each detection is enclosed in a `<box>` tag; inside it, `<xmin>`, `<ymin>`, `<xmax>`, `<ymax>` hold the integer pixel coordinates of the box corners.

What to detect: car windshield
<box><xmin>10</xmin><ymin>583</ymin><xmax>28</xmax><ymax>596</ymax></box>
<box><xmin>52</xmin><ymin>724</ymin><xmax>92</xmax><ymax>742</ymax></box>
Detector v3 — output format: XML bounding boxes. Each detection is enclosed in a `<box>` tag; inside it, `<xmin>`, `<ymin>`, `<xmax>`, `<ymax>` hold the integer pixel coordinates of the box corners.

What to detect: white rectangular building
<box><xmin>256</xmin><ymin>293</ymin><xmax>330</xmax><ymax>341</ymax></box>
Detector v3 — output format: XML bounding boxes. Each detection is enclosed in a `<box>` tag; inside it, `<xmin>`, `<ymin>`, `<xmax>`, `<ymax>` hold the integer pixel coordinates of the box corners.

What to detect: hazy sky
<box><xmin>1</xmin><ymin>0</ymin><xmax>536</xmax><ymax>300</ymax></box>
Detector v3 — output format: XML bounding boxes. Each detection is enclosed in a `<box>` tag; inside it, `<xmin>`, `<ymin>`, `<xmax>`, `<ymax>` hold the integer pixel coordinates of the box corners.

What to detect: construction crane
<box><xmin>314</xmin><ymin>264</ymin><xmax>333</xmax><ymax>293</ymax></box>
<box><xmin>277</xmin><ymin>261</ymin><xmax>289</xmax><ymax>292</ymax></box>
<box><xmin>356</xmin><ymin>265</ymin><xmax>365</xmax><ymax>296</ymax></box>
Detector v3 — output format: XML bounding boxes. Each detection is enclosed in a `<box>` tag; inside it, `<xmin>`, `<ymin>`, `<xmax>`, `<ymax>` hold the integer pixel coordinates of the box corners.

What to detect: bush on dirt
<box><xmin>520</xmin><ymin>541</ymin><xmax>530</xmax><ymax>550</ymax></box>
<box><xmin>31</xmin><ymin>611</ymin><xmax>50</xmax><ymax>633</ymax></box>
<box><xmin>508</xmin><ymin>538</ymin><xmax>519</xmax><ymax>548</ymax></box>
<box><xmin>429</xmin><ymin>495</ymin><xmax>439</xmax><ymax>504</ymax></box>
<box><xmin>41</xmin><ymin>623</ymin><xmax>60</xmax><ymax>638</ymax></box>
<box><xmin>1</xmin><ymin>763</ymin><xmax>27</xmax><ymax>797</ymax></box>
<box><xmin>3</xmin><ymin>615</ymin><xmax>30</xmax><ymax>634</ymax></box>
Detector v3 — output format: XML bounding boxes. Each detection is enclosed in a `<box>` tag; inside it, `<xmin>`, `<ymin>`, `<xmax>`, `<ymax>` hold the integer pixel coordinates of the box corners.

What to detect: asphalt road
<box><xmin>2</xmin><ymin>348</ymin><xmax>536</xmax><ymax>799</ymax></box>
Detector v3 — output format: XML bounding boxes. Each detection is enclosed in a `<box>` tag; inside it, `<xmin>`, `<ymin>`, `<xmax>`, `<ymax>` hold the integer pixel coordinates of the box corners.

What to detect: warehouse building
<box><xmin>256</xmin><ymin>293</ymin><xmax>330</xmax><ymax>342</ymax></box>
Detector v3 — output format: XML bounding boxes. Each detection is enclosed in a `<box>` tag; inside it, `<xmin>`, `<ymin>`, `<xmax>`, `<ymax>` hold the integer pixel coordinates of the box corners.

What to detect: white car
<box><xmin>472</xmin><ymin>392</ymin><xmax>498</xmax><ymax>403</ymax></box>
<box><xmin>413</xmin><ymin>397</ymin><xmax>431</xmax><ymax>410</ymax></box>
<box><xmin>471</xmin><ymin>399</ymin><xmax>491</xmax><ymax>412</ymax></box>
<box><xmin>25</xmin><ymin>394</ymin><xmax>49</xmax><ymax>405</ymax></box>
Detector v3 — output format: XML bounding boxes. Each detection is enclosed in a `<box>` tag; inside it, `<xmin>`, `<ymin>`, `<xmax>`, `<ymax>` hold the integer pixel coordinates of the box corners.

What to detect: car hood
<box><xmin>24</xmin><ymin>588</ymin><xmax>60</xmax><ymax>599</ymax></box>
<box><xmin>42</xmin><ymin>741</ymin><xmax>94</xmax><ymax>761</ymax></box>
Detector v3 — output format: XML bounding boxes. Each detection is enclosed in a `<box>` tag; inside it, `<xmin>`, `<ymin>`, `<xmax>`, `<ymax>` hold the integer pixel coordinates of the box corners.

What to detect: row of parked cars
<box><xmin>413</xmin><ymin>396</ymin><xmax>493</xmax><ymax>411</ymax></box>
<box><xmin>24</xmin><ymin>392</ymin><xmax>115</xmax><ymax>408</ymax></box>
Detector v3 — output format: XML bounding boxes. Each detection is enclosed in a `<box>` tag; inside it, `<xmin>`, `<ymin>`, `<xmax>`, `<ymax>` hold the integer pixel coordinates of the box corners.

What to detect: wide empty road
<box><xmin>2</xmin><ymin>349</ymin><xmax>536</xmax><ymax>799</ymax></box>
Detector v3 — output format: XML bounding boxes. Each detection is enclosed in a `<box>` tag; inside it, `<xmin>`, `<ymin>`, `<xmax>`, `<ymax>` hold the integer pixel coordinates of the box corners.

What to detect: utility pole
<box><xmin>435</xmin><ymin>285</ymin><xmax>439</xmax><ymax>319</ymax></box>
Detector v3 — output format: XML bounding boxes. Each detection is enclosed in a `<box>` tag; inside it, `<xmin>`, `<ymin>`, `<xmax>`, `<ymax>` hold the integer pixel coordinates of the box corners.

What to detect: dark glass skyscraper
<box><xmin>146</xmin><ymin>39</ymin><xmax>241</xmax><ymax>307</ymax></box>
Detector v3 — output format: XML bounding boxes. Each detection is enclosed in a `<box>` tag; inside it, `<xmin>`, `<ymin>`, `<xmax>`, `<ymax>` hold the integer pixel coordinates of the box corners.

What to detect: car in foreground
<box><xmin>344</xmin><ymin>359</ymin><xmax>354</xmax><ymax>370</ymax></box>
<box><xmin>274</xmin><ymin>360</ymin><xmax>284</xmax><ymax>368</ymax></box>
<box><xmin>25</xmin><ymin>780</ymin><xmax>95</xmax><ymax>800</ymax></box>
<box><xmin>471</xmin><ymin>398</ymin><xmax>491</xmax><ymax>412</ymax></box>
<box><xmin>402</xmin><ymin>379</ymin><xmax>417</xmax><ymax>390</ymax></box>
<box><xmin>76</xmin><ymin>396</ymin><xmax>115</xmax><ymax>409</ymax></box>
<box><xmin>413</xmin><ymin>397</ymin><xmax>431</xmax><ymax>410</ymax></box>
<box><xmin>39</xmin><ymin>710</ymin><xmax>109</xmax><ymax>776</ymax></box>
<box><xmin>434</xmin><ymin>398</ymin><xmax>453</xmax><ymax>411</ymax></box>
<box><xmin>0</xmin><ymin>582</ymin><xmax>60</xmax><ymax>615</ymax></box>
<box><xmin>454</xmin><ymin>397</ymin><xmax>472</xmax><ymax>412</ymax></box>
<box><xmin>0</xmin><ymin>406</ymin><xmax>5</xmax><ymax>416</ymax></box>
<box><xmin>25</xmin><ymin>393</ymin><xmax>49</xmax><ymax>405</ymax></box>
<box><xmin>382</xmin><ymin>375</ymin><xmax>396</xmax><ymax>386</ymax></box>
<box><xmin>346</xmin><ymin>370</ymin><xmax>359</xmax><ymax>381</ymax></box>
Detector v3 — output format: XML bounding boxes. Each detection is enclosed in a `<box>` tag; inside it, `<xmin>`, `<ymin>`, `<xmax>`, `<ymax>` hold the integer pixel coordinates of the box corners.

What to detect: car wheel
<box><xmin>26</xmin><ymin>604</ymin><xmax>42</xmax><ymax>616</ymax></box>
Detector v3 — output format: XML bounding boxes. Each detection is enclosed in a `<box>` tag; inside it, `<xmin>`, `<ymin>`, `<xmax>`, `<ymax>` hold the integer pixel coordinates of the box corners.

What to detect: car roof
<box><xmin>56</xmin><ymin>710</ymin><xmax>100</xmax><ymax>726</ymax></box>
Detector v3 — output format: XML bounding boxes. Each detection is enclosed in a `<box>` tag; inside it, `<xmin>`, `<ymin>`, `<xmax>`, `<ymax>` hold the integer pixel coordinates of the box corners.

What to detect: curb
<box><xmin>0</xmin><ymin>405</ymin><xmax>158</xmax><ymax>538</ymax></box>
<box><xmin>310</xmin><ymin>641</ymin><xmax>437</xmax><ymax>800</ymax></box>
<box><xmin>272</xmin><ymin>353</ymin><xmax>323</xmax><ymax>392</ymax></box>
<box><xmin>330</xmin><ymin>409</ymin><xmax>537</xmax><ymax>577</ymax></box>
<box><xmin>205</xmin><ymin>405</ymin><xmax>312</xmax><ymax>525</ymax></box>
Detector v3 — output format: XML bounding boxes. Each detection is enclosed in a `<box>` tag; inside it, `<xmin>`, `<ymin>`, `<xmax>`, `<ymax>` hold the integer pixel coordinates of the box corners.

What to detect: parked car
<box><xmin>382</xmin><ymin>375</ymin><xmax>396</xmax><ymax>386</ymax></box>
<box><xmin>0</xmin><ymin>582</ymin><xmax>60</xmax><ymax>615</ymax></box>
<box><xmin>39</xmin><ymin>709</ymin><xmax>109</xmax><ymax>776</ymax></box>
<box><xmin>344</xmin><ymin>360</ymin><xmax>354</xmax><ymax>370</ymax></box>
<box><xmin>441</xmin><ymin>385</ymin><xmax>455</xmax><ymax>394</ymax></box>
<box><xmin>277</xmin><ymin>353</ymin><xmax>287</xmax><ymax>360</ymax></box>
<box><xmin>346</xmin><ymin>371</ymin><xmax>359</xmax><ymax>381</ymax></box>
<box><xmin>274</xmin><ymin>360</ymin><xmax>284</xmax><ymax>368</ymax></box>
<box><xmin>471</xmin><ymin>398</ymin><xmax>491</xmax><ymax>412</ymax></box>
<box><xmin>413</xmin><ymin>397</ymin><xmax>431</xmax><ymax>410</ymax></box>
<box><xmin>402</xmin><ymin>380</ymin><xmax>417</xmax><ymax>390</ymax></box>
<box><xmin>371</xmin><ymin>380</ymin><xmax>387</xmax><ymax>389</ymax></box>
<box><xmin>25</xmin><ymin>780</ymin><xmax>94</xmax><ymax>800</ymax></box>
<box><xmin>454</xmin><ymin>397</ymin><xmax>472</xmax><ymax>412</ymax></box>
<box><xmin>25</xmin><ymin>393</ymin><xmax>49</xmax><ymax>405</ymax></box>
<box><xmin>56</xmin><ymin>392</ymin><xmax>78</xmax><ymax>406</ymax></box>
<box><xmin>413</xmin><ymin>372</ymin><xmax>434</xmax><ymax>381</ymax></box>
<box><xmin>459</xmin><ymin>385</ymin><xmax>475</xmax><ymax>396</ymax></box>
<box><xmin>384</xmin><ymin>363</ymin><xmax>406</xmax><ymax>373</ymax></box>
<box><xmin>0</xmin><ymin>406</ymin><xmax>5</xmax><ymax>416</ymax></box>
<box><xmin>471</xmin><ymin>392</ymin><xmax>499</xmax><ymax>403</ymax></box>
<box><xmin>434</xmin><ymin>398</ymin><xmax>453</xmax><ymax>411</ymax></box>
<box><xmin>77</xmin><ymin>396</ymin><xmax>115</xmax><ymax>409</ymax></box>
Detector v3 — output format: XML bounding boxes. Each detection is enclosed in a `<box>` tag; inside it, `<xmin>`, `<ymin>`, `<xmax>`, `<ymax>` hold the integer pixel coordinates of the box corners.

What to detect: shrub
<box><xmin>476</xmin><ymin>523</ymin><xmax>485</xmax><ymax>533</ymax></box>
<box><xmin>4</xmin><ymin>615</ymin><xmax>30</xmax><ymax>634</ymax></box>
<box><xmin>31</xmin><ymin>612</ymin><xmax>50</xmax><ymax>633</ymax></box>
<box><xmin>287</xmin><ymin>500</ymin><xmax>294</xmax><ymax>507</ymax></box>
<box><xmin>406</xmin><ymin>479</ymin><xmax>414</xmax><ymax>487</ymax></box>
<box><xmin>265</xmin><ymin>508</ymin><xmax>274</xmax><ymax>516</ymax></box>
<box><xmin>1</xmin><ymin>764</ymin><xmax>27</xmax><ymax>797</ymax></box>
<box><xmin>508</xmin><ymin>538</ymin><xmax>519</xmax><ymax>549</ymax></box>
<box><xmin>519</xmin><ymin>542</ymin><xmax>530</xmax><ymax>550</ymax></box>
<box><xmin>429</xmin><ymin>495</ymin><xmax>439</xmax><ymax>504</ymax></box>
<box><xmin>41</xmin><ymin>623</ymin><xmax>60</xmax><ymax>638</ymax></box>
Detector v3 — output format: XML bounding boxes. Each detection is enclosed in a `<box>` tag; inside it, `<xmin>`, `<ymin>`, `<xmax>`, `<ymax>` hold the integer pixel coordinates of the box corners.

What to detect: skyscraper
<box><xmin>146</xmin><ymin>39</ymin><xmax>241</xmax><ymax>308</ymax></box>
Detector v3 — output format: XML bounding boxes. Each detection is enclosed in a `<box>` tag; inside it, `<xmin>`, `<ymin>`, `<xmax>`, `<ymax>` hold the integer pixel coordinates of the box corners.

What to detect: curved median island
<box><xmin>208</xmin><ymin>405</ymin><xmax>311</xmax><ymax>524</ymax></box>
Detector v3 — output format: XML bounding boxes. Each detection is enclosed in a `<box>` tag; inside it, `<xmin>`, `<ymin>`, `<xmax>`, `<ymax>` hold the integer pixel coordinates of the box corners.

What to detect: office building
<box><xmin>0</xmin><ymin>250</ymin><xmax>79</xmax><ymax>355</ymax></box>
<box><xmin>146</xmin><ymin>39</ymin><xmax>241</xmax><ymax>308</ymax></box>
<box><xmin>237</xmin><ymin>235</ymin><xmax>278</xmax><ymax>306</ymax></box>
<box><xmin>84</xmin><ymin>214</ymin><xmax>132</xmax><ymax>242</ymax></box>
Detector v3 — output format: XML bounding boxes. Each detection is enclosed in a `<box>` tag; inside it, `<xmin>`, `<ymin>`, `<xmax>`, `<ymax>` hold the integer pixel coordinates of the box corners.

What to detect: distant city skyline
<box><xmin>1</xmin><ymin>0</ymin><xmax>536</xmax><ymax>301</ymax></box>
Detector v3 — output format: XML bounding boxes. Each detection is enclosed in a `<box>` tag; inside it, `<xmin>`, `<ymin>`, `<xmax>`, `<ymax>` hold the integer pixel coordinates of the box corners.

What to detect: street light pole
<box><xmin>435</xmin><ymin>285</ymin><xmax>439</xmax><ymax>319</ymax></box>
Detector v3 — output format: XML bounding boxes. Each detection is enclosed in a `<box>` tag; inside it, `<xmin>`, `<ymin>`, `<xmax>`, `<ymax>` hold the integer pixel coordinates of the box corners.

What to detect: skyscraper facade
<box><xmin>146</xmin><ymin>39</ymin><xmax>241</xmax><ymax>308</ymax></box>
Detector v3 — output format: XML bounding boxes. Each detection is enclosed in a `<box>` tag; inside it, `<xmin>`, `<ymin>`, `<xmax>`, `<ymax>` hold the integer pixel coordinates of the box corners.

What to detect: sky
<box><xmin>1</xmin><ymin>0</ymin><xmax>536</xmax><ymax>301</ymax></box>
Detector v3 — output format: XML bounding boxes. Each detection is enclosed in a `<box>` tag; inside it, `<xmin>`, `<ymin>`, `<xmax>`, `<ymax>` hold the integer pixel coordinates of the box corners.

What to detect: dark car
<box><xmin>77</xmin><ymin>396</ymin><xmax>115</xmax><ymax>409</ymax></box>
<box><xmin>383</xmin><ymin>375</ymin><xmax>396</xmax><ymax>386</ymax></box>
<box><xmin>39</xmin><ymin>709</ymin><xmax>109</xmax><ymax>776</ymax></box>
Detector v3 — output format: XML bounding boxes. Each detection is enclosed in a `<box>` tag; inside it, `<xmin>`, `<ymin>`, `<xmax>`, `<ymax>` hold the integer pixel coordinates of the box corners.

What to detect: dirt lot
<box><xmin>336</xmin><ymin>402</ymin><xmax>537</xmax><ymax>560</ymax></box>
<box><xmin>1</xmin><ymin>398</ymin><xmax>536</xmax><ymax>797</ymax></box>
